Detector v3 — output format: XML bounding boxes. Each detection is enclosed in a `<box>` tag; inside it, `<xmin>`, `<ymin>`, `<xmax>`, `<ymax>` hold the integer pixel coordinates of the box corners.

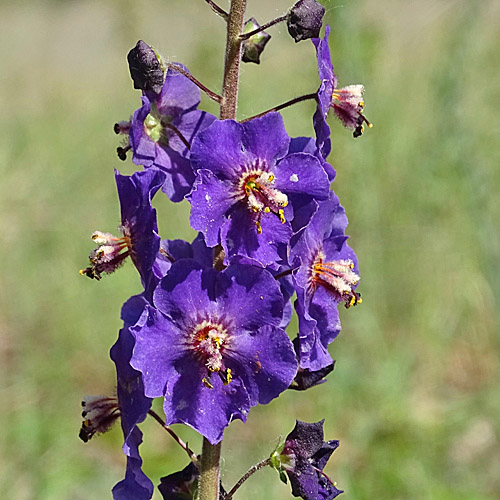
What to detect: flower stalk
<box><xmin>198</xmin><ymin>2</ymin><xmax>246</xmax><ymax>498</ymax></box>
<box><xmin>198</xmin><ymin>437</ymin><xmax>223</xmax><ymax>500</ymax></box>
<box><xmin>224</xmin><ymin>458</ymin><xmax>272</xmax><ymax>499</ymax></box>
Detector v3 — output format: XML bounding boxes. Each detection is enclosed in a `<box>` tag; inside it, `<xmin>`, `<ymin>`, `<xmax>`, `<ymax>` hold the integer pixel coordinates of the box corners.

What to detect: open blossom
<box><xmin>313</xmin><ymin>25</ymin><xmax>371</xmax><ymax>145</ymax></box>
<box><xmin>121</xmin><ymin>65</ymin><xmax>215</xmax><ymax>201</ymax></box>
<box><xmin>188</xmin><ymin>113</ymin><xmax>330</xmax><ymax>266</ymax></box>
<box><xmin>79</xmin><ymin>295</ymin><xmax>154</xmax><ymax>500</ymax></box>
<box><xmin>110</xmin><ymin>295</ymin><xmax>154</xmax><ymax>500</ymax></box>
<box><xmin>130</xmin><ymin>260</ymin><xmax>298</xmax><ymax>444</ymax></box>
<box><xmin>80</xmin><ymin>169</ymin><xmax>164</xmax><ymax>288</ymax></box>
<box><xmin>290</xmin><ymin>193</ymin><xmax>361</xmax><ymax>370</ymax></box>
<box><xmin>278</xmin><ymin>420</ymin><xmax>342</xmax><ymax>500</ymax></box>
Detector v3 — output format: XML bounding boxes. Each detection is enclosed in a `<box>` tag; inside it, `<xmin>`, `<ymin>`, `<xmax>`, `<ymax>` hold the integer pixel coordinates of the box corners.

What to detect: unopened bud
<box><xmin>242</xmin><ymin>18</ymin><xmax>271</xmax><ymax>65</ymax></box>
<box><xmin>127</xmin><ymin>40</ymin><xmax>164</xmax><ymax>94</ymax></box>
<box><xmin>287</xmin><ymin>0</ymin><xmax>325</xmax><ymax>42</ymax></box>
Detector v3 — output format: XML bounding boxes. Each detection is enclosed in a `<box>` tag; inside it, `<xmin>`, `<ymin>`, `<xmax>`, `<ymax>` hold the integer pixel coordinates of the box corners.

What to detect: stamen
<box><xmin>189</xmin><ymin>320</ymin><xmax>232</xmax><ymax>387</ymax></box>
<box><xmin>80</xmin><ymin>231</ymin><xmax>132</xmax><ymax>280</ymax></box>
<box><xmin>311</xmin><ymin>255</ymin><xmax>361</xmax><ymax>308</ymax></box>
<box><xmin>239</xmin><ymin>166</ymin><xmax>289</xmax><ymax>232</ymax></box>
<box><xmin>117</xmin><ymin>144</ymin><xmax>131</xmax><ymax>161</ymax></box>
<box><xmin>79</xmin><ymin>396</ymin><xmax>120</xmax><ymax>442</ymax></box>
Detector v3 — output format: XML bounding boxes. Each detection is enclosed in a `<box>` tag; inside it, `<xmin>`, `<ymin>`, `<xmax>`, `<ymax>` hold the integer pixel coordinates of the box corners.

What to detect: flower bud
<box><xmin>287</xmin><ymin>0</ymin><xmax>325</xmax><ymax>42</ymax></box>
<box><xmin>127</xmin><ymin>40</ymin><xmax>164</xmax><ymax>94</ymax></box>
<box><xmin>242</xmin><ymin>18</ymin><xmax>271</xmax><ymax>65</ymax></box>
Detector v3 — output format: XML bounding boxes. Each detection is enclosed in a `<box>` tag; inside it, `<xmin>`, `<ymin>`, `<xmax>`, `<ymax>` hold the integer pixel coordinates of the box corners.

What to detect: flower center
<box><xmin>144</xmin><ymin>102</ymin><xmax>173</xmax><ymax>146</ymax></box>
<box><xmin>80</xmin><ymin>230</ymin><xmax>132</xmax><ymax>280</ymax></box>
<box><xmin>331</xmin><ymin>85</ymin><xmax>372</xmax><ymax>137</ymax></box>
<box><xmin>239</xmin><ymin>168</ymin><xmax>288</xmax><ymax>234</ymax></box>
<box><xmin>310</xmin><ymin>251</ymin><xmax>361</xmax><ymax>308</ymax></box>
<box><xmin>190</xmin><ymin>320</ymin><xmax>232</xmax><ymax>388</ymax></box>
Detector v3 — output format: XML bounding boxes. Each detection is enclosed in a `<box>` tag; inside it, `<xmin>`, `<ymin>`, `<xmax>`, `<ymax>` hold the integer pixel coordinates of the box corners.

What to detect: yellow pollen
<box><xmin>213</xmin><ymin>337</ymin><xmax>221</xmax><ymax>349</ymax></box>
<box><xmin>359</xmin><ymin>101</ymin><xmax>365</xmax><ymax>108</ymax></box>
<box><xmin>264</xmin><ymin>207</ymin><xmax>271</xmax><ymax>213</ymax></box>
<box><xmin>278</xmin><ymin>209</ymin><xmax>286</xmax><ymax>224</ymax></box>
<box><xmin>268</xmin><ymin>174</ymin><xmax>274</xmax><ymax>182</ymax></box>
<box><xmin>256</xmin><ymin>221</ymin><xmax>262</xmax><ymax>234</ymax></box>
<box><xmin>202</xmin><ymin>377</ymin><xmax>213</xmax><ymax>389</ymax></box>
<box><xmin>79</xmin><ymin>269</ymin><xmax>86</xmax><ymax>276</ymax></box>
<box><xmin>368</xmin><ymin>123</ymin><xmax>374</xmax><ymax>128</ymax></box>
<box><xmin>225</xmin><ymin>368</ymin><xmax>232</xmax><ymax>385</ymax></box>
<box><xmin>282</xmin><ymin>200</ymin><xmax>288</xmax><ymax>207</ymax></box>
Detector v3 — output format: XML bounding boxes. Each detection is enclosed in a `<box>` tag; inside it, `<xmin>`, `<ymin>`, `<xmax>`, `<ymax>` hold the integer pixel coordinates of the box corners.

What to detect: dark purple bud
<box><xmin>287</xmin><ymin>0</ymin><xmax>325</xmax><ymax>42</ymax></box>
<box><xmin>273</xmin><ymin>420</ymin><xmax>343</xmax><ymax>500</ymax></box>
<box><xmin>158</xmin><ymin>462</ymin><xmax>226</xmax><ymax>500</ymax></box>
<box><xmin>242</xmin><ymin>18</ymin><xmax>272</xmax><ymax>65</ymax></box>
<box><xmin>127</xmin><ymin>40</ymin><xmax>165</xmax><ymax>94</ymax></box>
<box><xmin>79</xmin><ymin>396</ymin><xmax>120</xmax><ymax>442</ymax></box>
<box><xmin>289</xmin><ymin>362</ymin><xmax>335</xmax><ymax>391</ymax></box>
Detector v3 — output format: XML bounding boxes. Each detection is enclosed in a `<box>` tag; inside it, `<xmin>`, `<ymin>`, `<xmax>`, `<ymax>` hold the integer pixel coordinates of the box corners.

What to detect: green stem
<box><xmin>203</xmin><ymin>0</ymin><xmax>228</xmax><ymax>20</ymax></box>
<box><xmin>220</xmin><ymin>0</ymin><xmax>247</xmax><ymax>120</ymax></box>
<box><xmin>224</xmin><ymin>458</ymin><xmax>272</xmax><ymax>499</ymax></box>
<box><xmin>239</xmin><ymin>14</ymin><xmax>287</xmax><ymax>40</ymax></box>
<box><xmin>198</xmin><ymin>438</ymin><xmax>222</xmax><ymax>500</ymax></box>
<box><xmin>199</xmin><ymin>2</ymin><xmax>247</xmax><ymax>499</ymax></box>
<box><xmin>240</xmin><ymin>92</ymin><xmax>318</xmax><ymax>123</ymax></box>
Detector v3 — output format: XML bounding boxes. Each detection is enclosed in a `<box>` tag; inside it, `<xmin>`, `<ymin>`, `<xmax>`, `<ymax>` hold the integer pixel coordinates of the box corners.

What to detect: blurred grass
<box><xmin>1</xmin><ymin>0</ymin><xmax>499</xmax><ymax>498</ymax></box>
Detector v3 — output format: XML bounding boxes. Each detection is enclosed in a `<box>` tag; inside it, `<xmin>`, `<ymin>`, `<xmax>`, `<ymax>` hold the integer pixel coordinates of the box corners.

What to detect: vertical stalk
<box><xmin>220</xmin><ymin>0</ymin><xmax>247</xmax><ymax>120</ymax></box>
<box><xmin>199</xmin><ymin>2</ymin><xmax>246</xmax><ymax>499</ymax></box>
<box><xmin>198</xmin><ymin>437</ymin><xmax>222</xmax><ymax>500</ymax></box>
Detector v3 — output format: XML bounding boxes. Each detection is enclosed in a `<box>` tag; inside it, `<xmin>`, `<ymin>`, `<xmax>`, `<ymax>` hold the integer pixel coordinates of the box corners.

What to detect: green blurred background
<box><xmin>1</xmin><ymin>0</ymin><xmax>499</xmax><ymax>498</ymax></box>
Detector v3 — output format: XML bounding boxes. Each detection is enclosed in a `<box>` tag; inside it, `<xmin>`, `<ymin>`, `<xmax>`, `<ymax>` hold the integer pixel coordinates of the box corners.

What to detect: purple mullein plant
<box><xmin>80</xmin><ymin>2</ymin><xmax>370</xmax><ymax>499</ymax></box>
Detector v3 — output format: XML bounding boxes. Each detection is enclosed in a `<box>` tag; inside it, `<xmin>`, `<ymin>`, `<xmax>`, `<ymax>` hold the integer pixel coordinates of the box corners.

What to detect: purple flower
<box><xmin>313</xmin><ymin>25</ymin><xmax>371</xmax><ymax>142</ymax></box>
<box><xmin>78</xmin><ymin>295</ymin><xmax>153</xmax><ymax>500</ymax></box>
<box><xmin>80</xmin><ymin>169</ymin><xmax>164</xmax><ymax>288</ymax></box>
<box><xmin>127</xmin><ymin>65</ymin><xmax>216</xmax><ymax>201</ymax></box>
<box><xmin>188</xmin><ymin>113</ymin><xmax>330</xmax><ymax>266</ymax></box>
<box><xmin>130</xmin><ymin>260</ymin><xmax>298</xmax><ymax>444</ymax></box>
<box><xmin>153</xmin><ymin>233</ymin><xmax>213</xmax><ymax>280</ymax></box>
<box><xmin>110</xmin><ymin>295</ymin><xmax>154</xmax><ymax>500</ymax></box>
<box><xmin>290</xmin><ymin>193</ymin><xmax>361</xmax><ymax>370</ymax></box>
<box><xmin>277</xmin><ymin>420</ymin><xmax>342</xmax><ymax>500</ymax></box>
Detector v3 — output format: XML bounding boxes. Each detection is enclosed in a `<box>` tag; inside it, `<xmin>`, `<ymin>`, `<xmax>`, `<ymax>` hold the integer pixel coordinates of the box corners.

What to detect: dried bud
<box><xmin>127</xmin><ymin>40</ymin><xmax>164</xmax><ymax>94</ymax></box>
<box><xmin>287</xmin><ymin>0</ymin><xmax>325</xmax><ymax>42</ymax></box>
<box><xmin>242</xmin><ymin>18</ymin><xmax>271</xmax><ymax>65</ymax></box>
<box><xmin>289</xmin><ymin>362</ymin><xmax>335</xmax><ymax>391</ymax></box>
